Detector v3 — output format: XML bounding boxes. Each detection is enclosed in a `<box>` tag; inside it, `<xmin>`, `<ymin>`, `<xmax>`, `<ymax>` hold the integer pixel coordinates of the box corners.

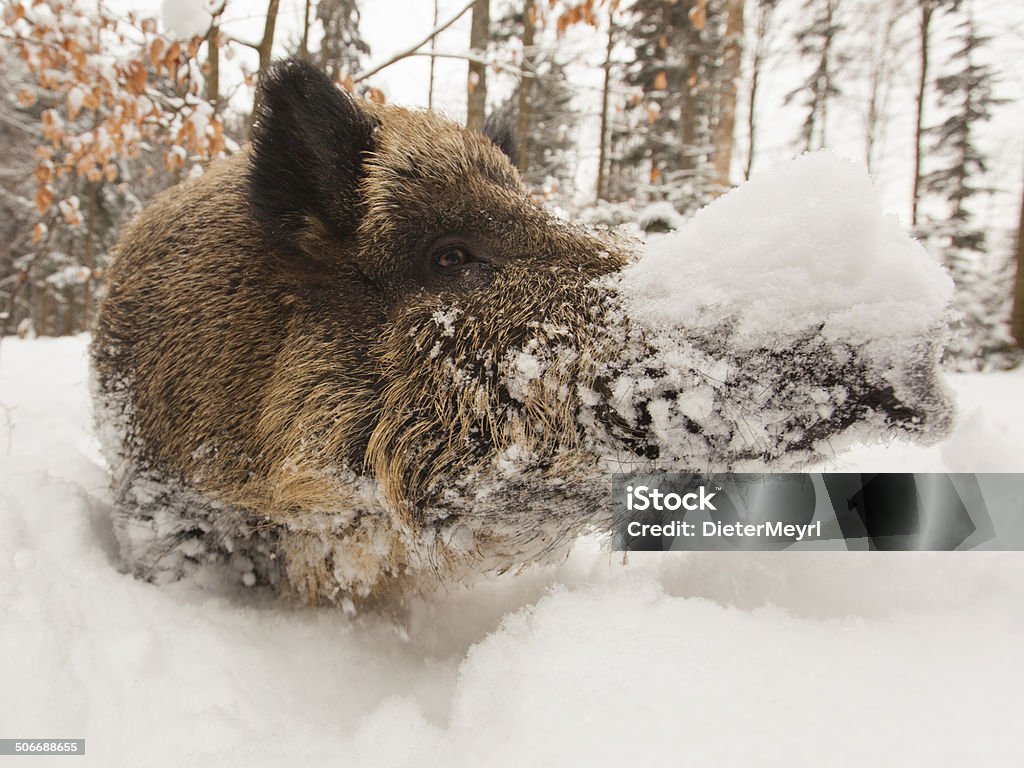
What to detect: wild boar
<box><xmin>91</xmin><ymin>58</ymin><xmax>952</xmax><ymax>610</ymax></box>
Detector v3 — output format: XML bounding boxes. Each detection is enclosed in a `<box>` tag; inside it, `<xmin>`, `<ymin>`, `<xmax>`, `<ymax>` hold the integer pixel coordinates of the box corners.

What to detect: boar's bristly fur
<box><xmin>249</xmin><ymin>60</ymin><xmax>376</xmax><ymax>253</ymax></box>
<box><xmin>92</xmin><ymin>58</ymin><xmax>955</xmax><ymax>610</ymax></box>
<box><xmin>92</xmin><ymin>58</ymin><xmax>631</xmax><ymax>608</ymax></box>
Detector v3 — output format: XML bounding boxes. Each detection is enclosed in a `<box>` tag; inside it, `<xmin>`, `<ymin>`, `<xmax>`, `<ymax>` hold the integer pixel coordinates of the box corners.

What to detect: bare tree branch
<box><xmin>354</xmin><ymin>0</ymin><xmax>476</xmax><ymax>83</ymax></box>
<box><xmin>0</xmin><ymin>109</ymin><xmax>43</xmax><ymax>138</ymax></box>
<box><xmin>225</xmin><ymin>35</ymin><xmax>261</xmax><ymax>50</ymax></box>
<box><xmin>0</xmin><ymin>186</ymin><xmax>35</xmax><ymax>212</ymax></box>
<box><xmin>395</xmin><ymin>50</ymin><xmax>538</xmax><ymax>79</ymax></box>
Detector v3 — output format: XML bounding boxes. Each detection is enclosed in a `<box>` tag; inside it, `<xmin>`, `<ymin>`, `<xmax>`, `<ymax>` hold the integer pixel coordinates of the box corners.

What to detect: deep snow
<box><xmin>2</xmin><ymin>334</ymin><xmax>1023</xmax><ymax>767</ymax></box>
<box><xmin>2</xmin><ymin>150</ymin><xmax>1021</xmax><ymax>765</ymax></box>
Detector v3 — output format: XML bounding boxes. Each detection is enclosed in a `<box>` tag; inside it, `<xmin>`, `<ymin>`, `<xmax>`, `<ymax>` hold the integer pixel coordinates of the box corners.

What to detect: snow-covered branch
<box><xmin>399</xmin><ymin>51</ymin><xmax>540</xmax><ymax>80</ymax></box>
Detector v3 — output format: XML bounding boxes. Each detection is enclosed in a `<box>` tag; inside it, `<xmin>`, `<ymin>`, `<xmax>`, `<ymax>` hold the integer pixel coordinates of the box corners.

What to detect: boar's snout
<box><xmin>576</xmin><ymin>297</ymin><xmax>955</xmax><ymax>472</ymax></box>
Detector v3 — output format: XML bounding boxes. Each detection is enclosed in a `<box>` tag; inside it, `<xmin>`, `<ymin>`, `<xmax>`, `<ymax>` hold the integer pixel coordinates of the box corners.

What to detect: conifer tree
<box><xmin>620</xmin><ymin>0</ymin><xmax>721</xmax><ymax>214</ymax></box>
<box><xmin>910</xmin><ymin>0</ymin><xmax>961</xmax><ymax>229</ymax></box>
<box><xmin>923</xmin><ymin>9</ymin><xmax>1013</xmax><ymax>369</ymax></box>
<box><xmin>785</xmin><ymin>0</ymin><xmax>846</xmax><ymax>152</ymax></box>
<box><xmin>923</xmin><ymin>11</ymin><xmax>1001</xmax><ymax>254</ymax></box>
<box><xmin>317</xmin><ymin>0</ymin><xmax>371</xmax><ymax>83</ymax></box>
<box><xmin>491</xmin><ymin>2</ymin><xmax>577</xmax><ymax>202</ymax></box>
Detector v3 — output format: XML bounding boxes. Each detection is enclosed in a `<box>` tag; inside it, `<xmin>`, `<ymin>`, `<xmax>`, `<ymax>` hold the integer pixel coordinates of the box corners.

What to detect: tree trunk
<box><xmin>596</xmin><ymin>13</ymin><xmax>615</xmax><ymax>202</ymax></box>
<box><xmin>515</xmin><ymin>0</ymin><xmax>536</xmax><ymax>174</ymax></box>
<box><xmin>250</xmin><ymin>0</ymin><xmax>282</xmax><ymax>129</ymax></box>
<box><xmin>428</xmin><ymin>0</ymin><xmax>439</xmax><ymax>110</ymax></box>
<box><xmin>863</xmin><ymin>2</ymin><xmax>901</xmax><ymax>174</ymax></box>
<box><xmin>82</xmin><ymin>180</ymin><xmax>96</xmax><ymax>331</ymax></box>
<box><xmin>258</xmin><ymin>0</ymin><xmax>282</xmax><ymax>78</ymax></box>
<box><xmin>679</xmin><ymin>6</ymin><xmax>702</xmax><ymax>174</ymax></box>
<box><xmin>299</xmin><ymin>0</ymin><xmax>311</xmax><ymax>59</ymax></box>
<box><xmin>38</xmin><ymin>284</ymin><xmax>49</xmax><ymax>337</ymax></box>
<box><xmin>206</xmin><ymin>23</ymin><xmax>220</xmax><ymax>111</ymax></box>
<box><xmin>745</xmin><ymin>0</ymin><xmax>774</xmax><ymax>181</ymax></box>
<box><xmin>1012</xmin><ymin>164</ymin><xmax>1024</xmax><ymax>346</ymax></box>
<box><xmin>712</xmin><ymin>0</ymin><xmax>744</xmax><ymax>193</ymax></box>
<box><xmin>466</xmin><ymin>0</ymin><xmax>489</xmax><ymax>131</ymax></box>
<box><xmin>911</xmin><ymin>4</ymin><xmax>933</xmax><ymax>230</ymax></box>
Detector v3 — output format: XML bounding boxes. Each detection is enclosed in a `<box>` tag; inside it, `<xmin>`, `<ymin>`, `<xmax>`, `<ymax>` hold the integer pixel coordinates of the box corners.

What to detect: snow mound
<box><xmin>624</xmin><ymin>152</ymin><xmax>953</xmax><ymax>344</ymax></box>
<box><xmin>635</xmin><ymin>200</ymin><xmax>684</xmax><ymax>233</ymax></box>
<box><xmin>598</xmin><ymin>152</ymin><xmax>955</xmax><ymax>470</ymax></box>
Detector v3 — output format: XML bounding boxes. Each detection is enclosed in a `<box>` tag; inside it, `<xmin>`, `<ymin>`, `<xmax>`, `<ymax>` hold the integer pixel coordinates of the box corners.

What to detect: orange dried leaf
<box><xmin>58</xmin><ymin>197</ymin><xmax>83</xmax><ymax>226</ymax></box>
<box><xmin>163</xmin><ymin>148</ymin><xmax>185</xmax><ymax>173</ymax></box>
<box><xmin>149</xmin><ymin>38</ymin><xmax>165</xmax><ymax>70</ymax></box>
<box><xmin>126</xmin><ymin>61</ymin><xmax>147</xmax><ymax>95</ymax></box>
<box><xmin>689</xmin><ymin>0</ymin><xmax>706</xmax><ymax>30</ymax></box>
<box><xmin>34</xmin><ymin>186</ymin><xmax>53</xmax><ymax>214</ymax></box>
<box><xmin>76</xmin><ymin>155</ymin><xmax>95</xmax><ymax>176</ymax></box>
<box><xmin>164</xmin><ymin>41</ymin><xmax>182</xmax><ymax>71</ymax></box>
<box><xmin>34</xmin><ymin>163</ymin><xmax>52</xmax><ymax>185</ymax></box>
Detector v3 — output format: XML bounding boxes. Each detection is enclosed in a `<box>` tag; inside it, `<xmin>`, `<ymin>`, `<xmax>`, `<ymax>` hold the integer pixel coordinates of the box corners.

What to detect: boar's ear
<box><xmin>249</xmin><ymin>58</ymin><xmax>378</xmax><ymax>253</ymax></box>
<box><xmin>483</xmin><ymin>101</ymin><xmax>518</xmax><ymax>165</ymax></box>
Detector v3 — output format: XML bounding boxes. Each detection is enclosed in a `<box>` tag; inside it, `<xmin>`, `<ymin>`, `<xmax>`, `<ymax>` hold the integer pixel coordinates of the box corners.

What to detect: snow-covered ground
<box><xmin>1</xmin><ymin>334</ymin><xmax>1022</xmax><ymax>766</ymax></box>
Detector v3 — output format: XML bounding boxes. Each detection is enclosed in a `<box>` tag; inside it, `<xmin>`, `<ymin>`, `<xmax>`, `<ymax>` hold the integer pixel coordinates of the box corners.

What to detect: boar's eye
<box><xmin>422</xmin><ymin>237</ymin><xmax>491</xmax><ymax>285</ymax></box>
<box><xmin>433</xmin><ymin>246</ymin><xmax>472</xmax><ymax>269</ymax></box>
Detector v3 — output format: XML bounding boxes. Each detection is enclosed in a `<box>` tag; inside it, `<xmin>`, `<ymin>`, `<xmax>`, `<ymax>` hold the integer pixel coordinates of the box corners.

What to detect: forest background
<box><xmin>1</xmin><ymin>0</ymin><xmax>1021</xmax><ymax>372</ymax></box>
